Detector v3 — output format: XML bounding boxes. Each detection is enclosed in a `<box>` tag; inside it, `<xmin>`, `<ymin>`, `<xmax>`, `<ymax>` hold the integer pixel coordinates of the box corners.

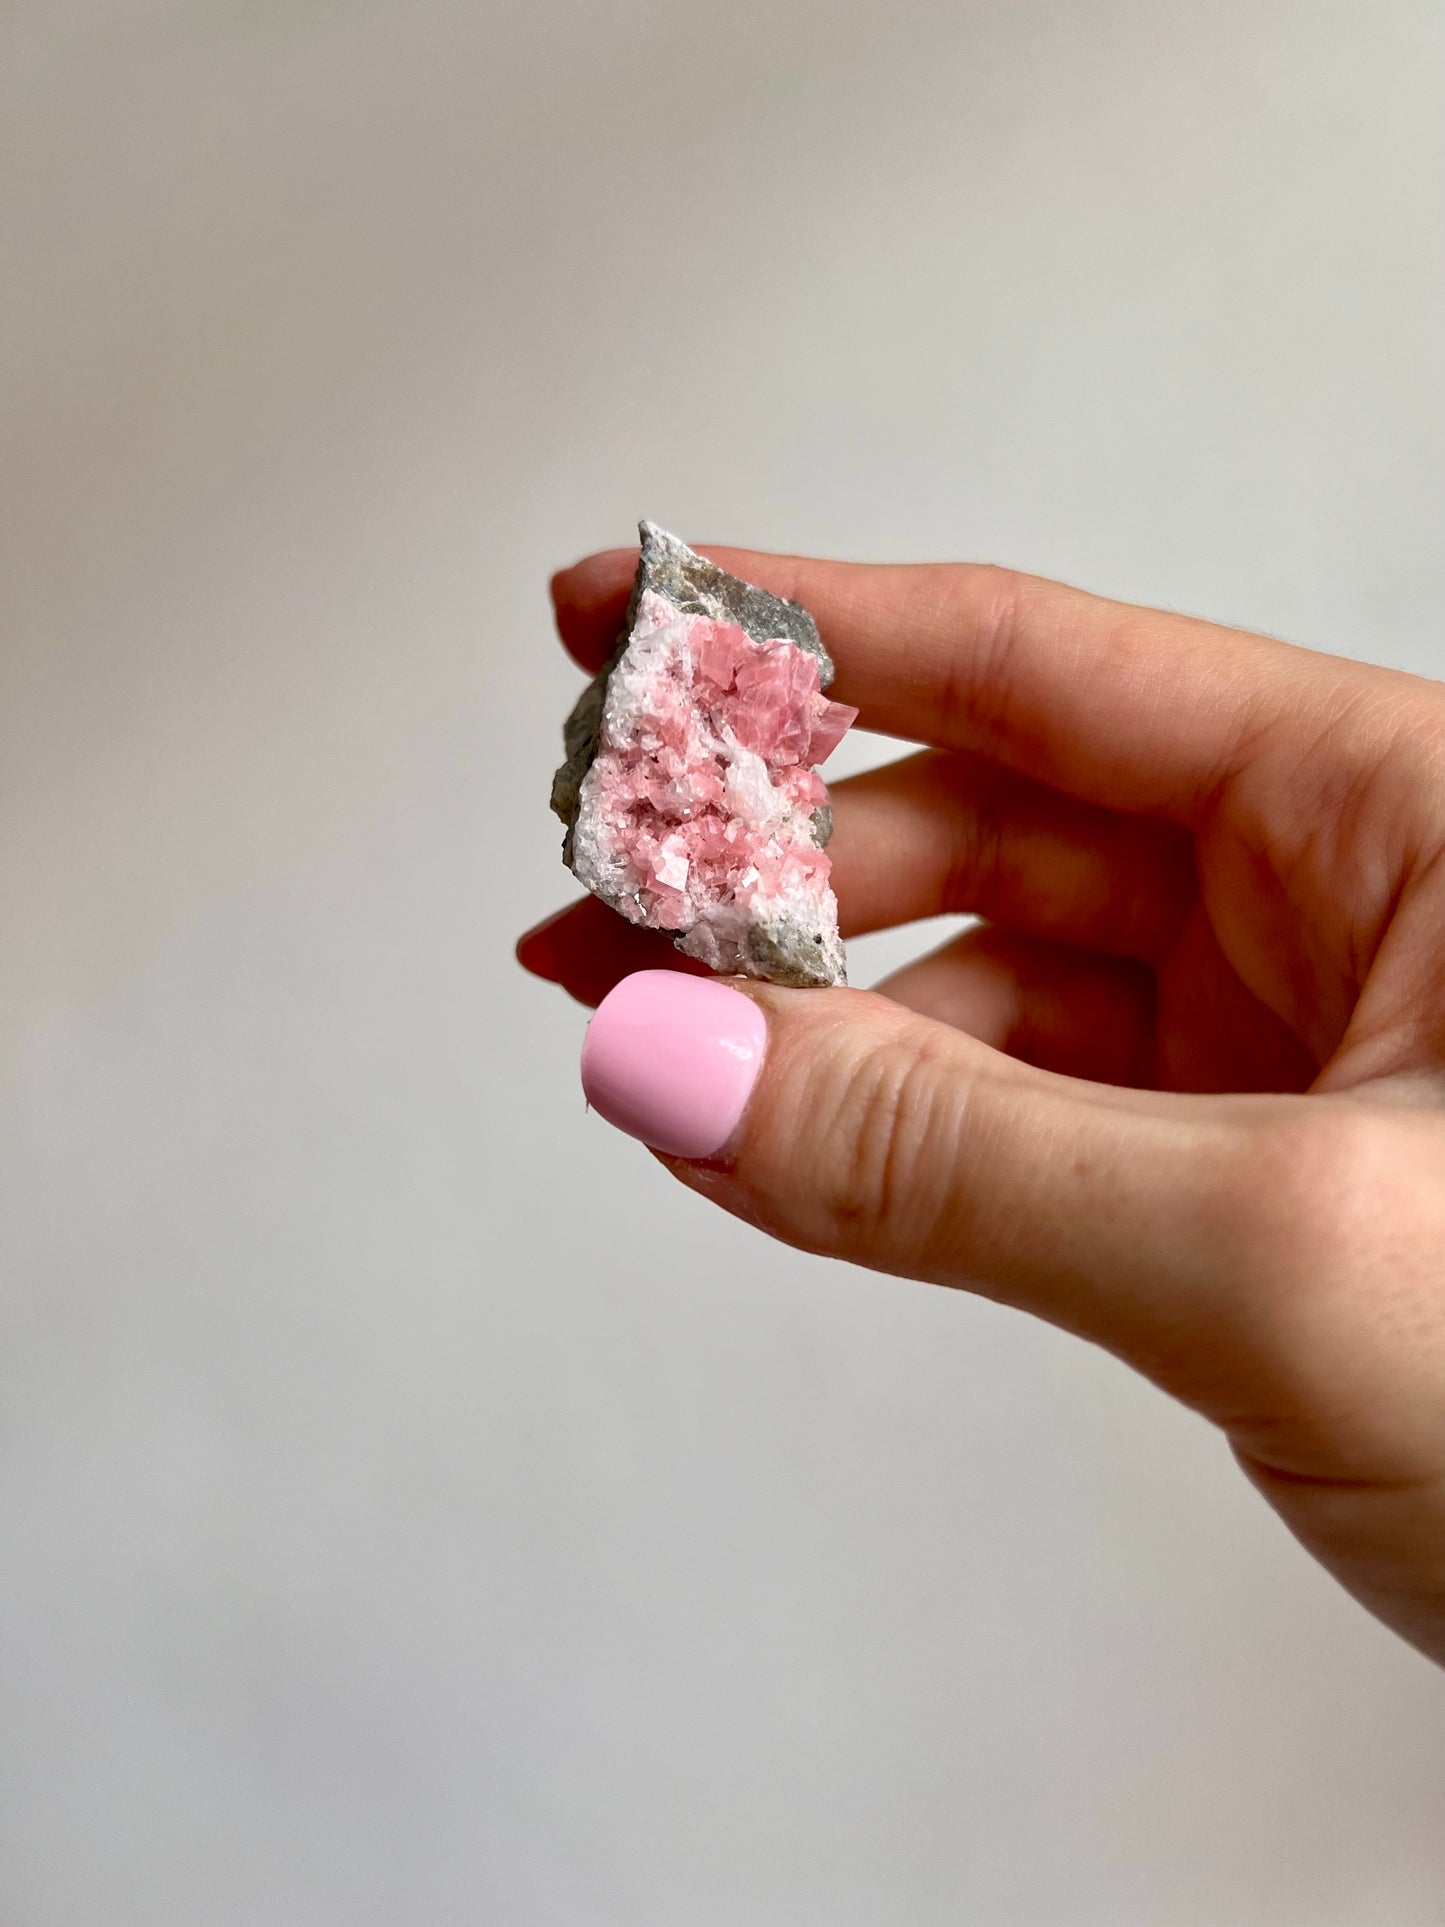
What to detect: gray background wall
<box><xmin>3</xmin><ymin>2</ymin><xmax>1443</xmax><ymax>1922</ymax></box>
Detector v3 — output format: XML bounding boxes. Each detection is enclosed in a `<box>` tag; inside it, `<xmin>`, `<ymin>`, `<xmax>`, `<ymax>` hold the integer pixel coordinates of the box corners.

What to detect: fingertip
<box><xmin>548</xmin><ymin>541</ymin><xmax>815</xmax><ymax>674</ymax></box>
<box><xmin>549</xmin><ymin>546</ymin><xmax>638</xmax><ymax>604</ymax></box>
<box><xmin>516</xmin><ymin>901</ymin><xmax>582</xmax><ymax>979</ymax></box>
<box><xmin>579</xmin><ymin>969</ymin><xmax>769</xmax><ymax>1158</ymax></box>
<box><xmin>516</xmin><ymin>894</ymin><xmax>712</xmax><ymax>1007</ymax></box>
<box><xmin>548</xmin><ymin>548</ymin><xmax>636</xmax><ymax>664</ymax></box>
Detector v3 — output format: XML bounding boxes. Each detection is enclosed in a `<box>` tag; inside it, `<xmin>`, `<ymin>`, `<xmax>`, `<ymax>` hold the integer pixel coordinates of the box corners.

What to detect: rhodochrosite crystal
<box><xmin>551</xmin><ymin>523</ymin><xmax>857</xmax><ymax>987</ymax></box>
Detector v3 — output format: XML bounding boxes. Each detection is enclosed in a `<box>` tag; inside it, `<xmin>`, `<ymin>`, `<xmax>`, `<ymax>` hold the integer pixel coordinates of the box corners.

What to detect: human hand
<box><xmin>519</xmin><ymin>543</ymin><xmax>1445</xmax><ymax>1664</ymax></box>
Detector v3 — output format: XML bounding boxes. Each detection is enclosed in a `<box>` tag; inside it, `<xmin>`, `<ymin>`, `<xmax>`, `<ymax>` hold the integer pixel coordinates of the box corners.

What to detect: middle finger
<box><xmin>828</xmin><ymin>750</ymin><xmax>1195</xmax><ymax>962</ymax></box>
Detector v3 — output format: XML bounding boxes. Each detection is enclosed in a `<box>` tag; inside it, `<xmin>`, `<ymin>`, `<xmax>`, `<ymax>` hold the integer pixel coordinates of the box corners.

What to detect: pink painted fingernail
<box><xmin>580</xmin><ymin>970</ymin><xmax>767</xmax><ymax>1159</ymax></box>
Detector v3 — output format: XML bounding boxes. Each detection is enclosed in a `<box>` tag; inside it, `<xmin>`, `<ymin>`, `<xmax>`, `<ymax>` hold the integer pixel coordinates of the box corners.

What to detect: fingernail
<box><xmin>580</xmin><ymin>970</ymin><xmax>767</xmax><ymax>1159</ymax></box>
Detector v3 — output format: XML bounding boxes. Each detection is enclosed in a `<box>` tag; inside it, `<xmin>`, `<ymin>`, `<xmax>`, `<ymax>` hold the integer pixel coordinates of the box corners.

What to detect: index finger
<box><xmin>549</xmin><ymin>543</ymin><xmax>1338</xmax><ymax>825</ymax></box>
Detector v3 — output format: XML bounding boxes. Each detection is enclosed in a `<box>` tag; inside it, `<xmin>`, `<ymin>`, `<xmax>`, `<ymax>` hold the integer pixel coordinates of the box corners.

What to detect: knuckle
<box><xmin>929</xmin><ymin>564</ymin><xmax>1023</xmax><ymax>749</ymax></box>
<box><xmin>811</xmin><ymin>1024</ymin><xmax>960</xmax><ymax>1264</ymax></box>
<box><xmin>942</xmin><ymin>779</ymin><xmax>1006</xmax><ymax>914</ymax></box>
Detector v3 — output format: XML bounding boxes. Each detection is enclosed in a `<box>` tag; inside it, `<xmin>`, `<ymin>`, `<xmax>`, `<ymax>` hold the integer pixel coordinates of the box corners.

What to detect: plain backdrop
<box><xmin>3</xmin><ymin>2</ymin><xmax>1444</xmax><ymax>1922</ymax></box>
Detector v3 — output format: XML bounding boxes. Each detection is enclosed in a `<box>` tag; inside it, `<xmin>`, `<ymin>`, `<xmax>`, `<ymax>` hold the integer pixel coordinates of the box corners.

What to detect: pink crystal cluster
<box><xmin>571</xmin><ymin>589</ymin><xmax>857</xmax><ymax>980</ymax></box>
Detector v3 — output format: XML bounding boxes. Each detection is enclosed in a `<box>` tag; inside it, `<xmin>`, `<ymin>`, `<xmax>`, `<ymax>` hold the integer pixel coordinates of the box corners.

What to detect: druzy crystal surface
<box><xmin>551</xmin><ymin>523</ymin><xmax>857</xmax><ymax>987</ymax></box>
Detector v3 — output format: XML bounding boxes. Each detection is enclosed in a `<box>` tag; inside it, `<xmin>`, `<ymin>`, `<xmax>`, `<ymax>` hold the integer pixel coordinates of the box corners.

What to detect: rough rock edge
<box><xmin>550</xmin><ymin>522</ymin><xmax>846</xmax><ymax>989</ymax></box>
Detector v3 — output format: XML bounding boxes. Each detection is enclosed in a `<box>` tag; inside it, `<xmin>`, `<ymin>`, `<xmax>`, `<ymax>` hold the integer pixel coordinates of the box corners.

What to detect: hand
<box><xmin>519</xmin><ymin>543</ymin><xmax>1445</xmax><ymax>1665</ymax></box>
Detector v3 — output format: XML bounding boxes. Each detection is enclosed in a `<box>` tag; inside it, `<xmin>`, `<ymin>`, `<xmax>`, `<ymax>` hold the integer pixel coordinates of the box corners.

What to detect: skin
<box><xmin>519</xmin><ymin>543</ymin><xmax>1445</xmax><ymax>1666</ymax></box>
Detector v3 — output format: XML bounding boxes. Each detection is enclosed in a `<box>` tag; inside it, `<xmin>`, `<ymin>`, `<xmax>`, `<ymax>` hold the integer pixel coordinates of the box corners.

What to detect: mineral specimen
<box><xmin>551</xmin><ymin>522</ymin><xmax>857</xmax><ymax>988</ymax></box>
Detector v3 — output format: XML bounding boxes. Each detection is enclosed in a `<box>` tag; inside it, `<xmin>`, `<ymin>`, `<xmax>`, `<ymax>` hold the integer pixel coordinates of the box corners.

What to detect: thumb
<box><xmin>579</xmin><ymin>968</ymin><xmax>1257</xmax><ymax>1389</ymax></box>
